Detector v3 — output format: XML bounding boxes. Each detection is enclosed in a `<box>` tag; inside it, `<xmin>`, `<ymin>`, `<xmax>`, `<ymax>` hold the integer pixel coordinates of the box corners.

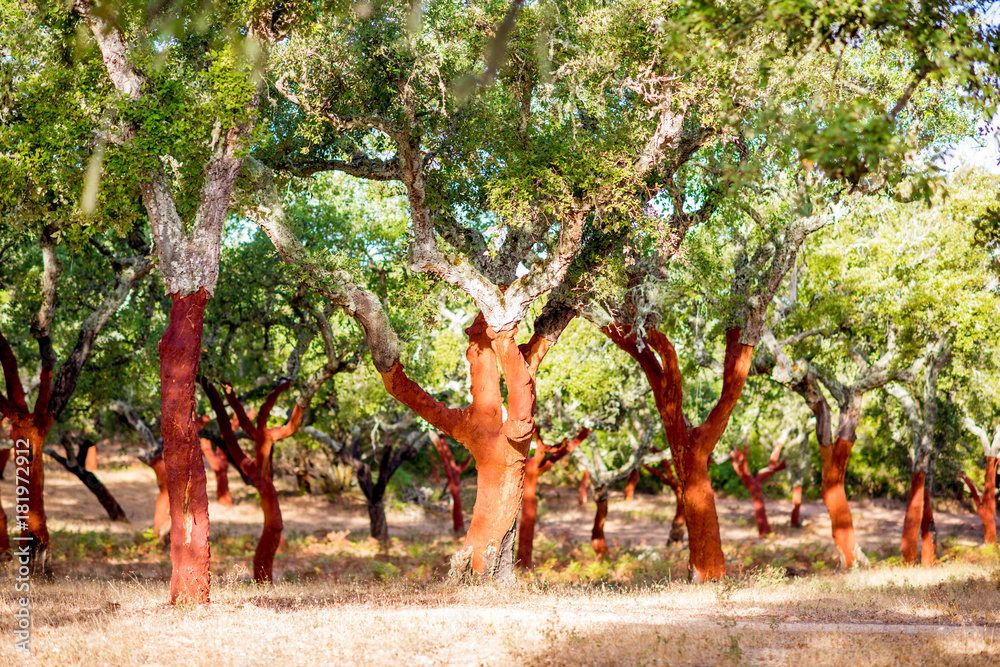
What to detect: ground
<box><xmin>0</xmin><ymin>458</ymin><xmax>998</xmax><ymax>665</ymax></box>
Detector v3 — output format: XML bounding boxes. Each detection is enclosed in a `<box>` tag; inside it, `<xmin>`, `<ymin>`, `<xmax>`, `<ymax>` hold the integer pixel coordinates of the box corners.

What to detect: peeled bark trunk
<box><xmin>791</xmin><ymin>485</ymin><xmax>803</xmax><ymax>528</ymax></box>
<box><xmin>0</xmin><ymin>447</ymin><xmax>9</xmax><ymax>558</ymax></box>
<box><xmin>430</xmin><ymin>433</ymin><xmax>470</xmax><ymax>534</ymax></box>
<box><xmin>85</xmin><ymin>445</ymin><xmax>97</xmax><ymax>472</ymax></box>
<box><xmin>516</xmin><ymin>449</ymin><xmax>542</xmax><ymax>568</ymax></box>
<box><xmin>591</xmin><ymin>486</ymin><xmax>609</xmax><ymax>558</ymax></box>
<box><xmin>12</xmin><ymin>420</ymin><xmax>52</xmax><ymax>578</ymax></box>
<box><xmin>606</xmin><ymin>325</ymin><xmax>753</xmax><ymax>582</ymax></box>
<box><xmin>578</xmin><ymin>470</ymin><xmax>589</xmax><ymax>506</ymax></box>
<box><xmin>460</xmin><ymin>453</ymin><xmax>525</xmax><ymax>579</ymax></box>
<box><xmin>159</xmin><ymin>290</ymin><xmax>212</xmax><ymax>604</ymax></box>
<box><xmin>254</xmin><ymin>467</ymin><xmax>283</xmax><ymax>583</ymax></box>
<box><xmin>682</xmin><ymin>447</ymin><xmax>725</xmax><ymax>580</ymax></box>
<box><xmin>920</xmin><ymin>484</ymin><xmax>936</xmax><ymax>568</ymax></box>
<box><xmin>820</xmin><ymin>438</ymin><xmax>864</xmax><ymax>568</ymax></box>
<box><xmin>147</xmin><ymin>454</ymin><xmax>171</xmax><ymax>541</ymax></box>
<box><xmin>624</xmin><ymin>468</ymin><xmax>639</xmax><ymax>501</ymax></box>
<box><xmin>730</xmin><ymin>444</ymin><xmax>785</xmax><ymax>537</ymax></box>
<box><xmin>200</xmin><ymin>437</ymin><xmax>232</xmax><ymax>506</ymax></box>
<box><xmin>901</xmin><ymin>472</ymin><xmax>925</xmax><ymax>565</ymax></box>
<box><xmin>961</xmin><ymin>457</ymin><xmax>998</xmax><ymax>546</ymax></box>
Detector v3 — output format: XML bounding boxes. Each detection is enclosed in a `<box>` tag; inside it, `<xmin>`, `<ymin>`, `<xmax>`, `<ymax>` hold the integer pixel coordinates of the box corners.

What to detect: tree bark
<box><xmin>606</xmin><ymin>324</ymin><xmax>753</xmax><ymax>581</ymax></box>
<box><xmin>85</xmin><ymin>445</ymin><xmax>97</xmax><ymax>472</ymax></box>
<box><xmin>579</xmin><ymin>470</ymin><xmax>589</xmax><ymax>506</ymax></box>
<box><xmin>730</xmin><ymin>441</ymin><xmax>786</xmax><ymax>537</ymax></box>
<box><xmin>591</xmin><ymin>486</ymin><xmax>609</xmax><ymax>558</ymax></box>
<box><xmin>961</xmin><ymin>456</ymin><xmax>998</xmax><ymax>545</ymax></box>
<box><xmin>901</xmin><ymin>472</ymin><xmax>925</xmax><ymax>565</ymax></box>
<box><xmin>920</xmin><ymin>484</ymin><xmax>936</xmax><ymax>568</ymax></box>
<box><xmin>368</xmin><ymin>498</ymin><xmax>389</xmax><ymax>543</ymax></box>
<box><xmin>820</xmin><ymin>437</ymin><xmax>863</xmax><ymax>568</ymax></box>
<box><xmin>791</xmin><ymin>485</ymin><xmax>803</xmax><ymax>528</ymax></box>
<box><xmin>517</xmin><ymin>427</ymin><xmax>590</xmax><ymax>569</ymax></box>
<box><xmin>160</xmin><ymin>290</ymin><xmax>212</xmax><ymax>603</ymax></box>
<box><xmin>624</xmin><ymin>468</ymin><xmax>639</xmax><ymax>501</ymax></box>
<box><xmin>147</xmin><ymin>454</ymin><xmax>170</xmax><ymax>541</ymax></box>
<box><xmin>200</xmin><ymin>437</ymin><xmax>232</xmax><ymax>506</ymax></box>
<box><xmin>430</xmin><ymin>433</ymin><xmax>471</xmax><ymax>534</ymax></box>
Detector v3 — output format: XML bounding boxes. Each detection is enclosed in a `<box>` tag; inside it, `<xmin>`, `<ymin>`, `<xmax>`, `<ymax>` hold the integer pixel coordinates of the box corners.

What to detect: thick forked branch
<box><xmin>0</xmin><ymin>331</ymin><xmax>27</xmax><ymax>414</ymax></box>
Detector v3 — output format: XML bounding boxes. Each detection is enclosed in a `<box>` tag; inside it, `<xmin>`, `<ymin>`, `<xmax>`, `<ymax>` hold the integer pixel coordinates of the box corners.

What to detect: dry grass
<box><xmin>0</xmin><ymin>560</ymin><xmax>998</xmax><ymax>666</ymax></box>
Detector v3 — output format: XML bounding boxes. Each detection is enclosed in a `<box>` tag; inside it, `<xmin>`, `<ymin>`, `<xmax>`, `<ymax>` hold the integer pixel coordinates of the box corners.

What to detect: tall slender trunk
<box><xmin>820</xmin><ymin>438</ymin><xmax>863</xmax><ymax>568</ymax></box>
<box><xmin>254</xmin><ymin>460</ymin><xmax>283</xmax><ymax>583</ymax></box>
<box><xmin>200</xmin><ymin>437</ymin><xmax>232</xmax><ymax>506</ymax></box>
<box><xmin>624</xmin><ymin>468</ymin><xmax>639</xmax><ymax>501</ymax></box>
<box><xmin>516</xmin><ymin>448</ymin><xmax>543</xmax><ymax>568</ymax></box>
<box><xmin>591</xmin><ymin>485</ymin><xmax>609</xmax><ymax>558</ymax></box>
<box><xmin>901</xmin><ymin>472</ymin><xmax>925</xmax><ymax>565</ymax></box>
<box><xmin>578</xmin><ymin>471</ymin><xmax>589</xmax><ymax>506</ymax></box>
<box><xmin>920</xmin><ymin>484</ymin><xmax>936</xmax><ymax>568</ymax></box>
<box><xmin>159</xmin><ymin>290</ymin><xmax>211</xmax><ymax>603</ymax></box>
<box><xmin>791</xmin><ymin>485</ymin><xmax>803</xmax><ymax>528</ymax></box>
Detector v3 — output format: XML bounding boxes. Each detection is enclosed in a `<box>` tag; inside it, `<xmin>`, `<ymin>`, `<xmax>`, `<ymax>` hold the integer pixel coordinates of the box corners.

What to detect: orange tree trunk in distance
<box><xmin>920</xmin><ymin>485</ymin><xmax>936</xmax><ymax>568</ymax></box>
<box><xmin>517</xmin><ymin>427</ymin><xmax>591</xmax><ymax>569</ymax></box>
<box><xmin>791</xmin><ymin>485</ymin><xmax>803</xmax><ymax>528</ymax></box>
<box><xmin>159</xmin><ymin>290</ymin><xmax>212</xmax><ymax>603</ymax></box>
<box><xmin>200</xmin><ymin>436</ymin><xmax>232</xmax><ymax>506</ymax></box>
<box><xmin>605</xmin><ymin>324</ymin><xmax>753</xmax><ymax>582</ymax></box>
<box><xmin>430</xmin><ymin>432</ymin><xmax>472</xmax><ymax>534</ymax></box>
<box><xmin>380</xmin><ymin>313</ymin><xmax>560</xmax><ymax>582</ymax></box>
<box><xmin>646</xmin><ymin>460</ymin><xmax>686</xmax><ymax>544</ymax></box>
<box><xmin>591</xmin><ymin>485</ymin><xmax>609</xmax><ymax>558</ymax></box>
<box><xmin>624</xmin><ymin>469</ymin><xmax>639</xmax><ymax>500</ymax></box>
<box><xmin>961</xmin><ymin>457</ymin><xmax>998</xmax><ymax>545</ymax></box>
<box><xmin>730</xmin><ymin>441</ymin><xmax>786</xmax><ymax>537</ymax></box>
<box><xmin>578</xmin><ymin>471</ymin><xmax>589</xmax><ymax>506</ymax></box>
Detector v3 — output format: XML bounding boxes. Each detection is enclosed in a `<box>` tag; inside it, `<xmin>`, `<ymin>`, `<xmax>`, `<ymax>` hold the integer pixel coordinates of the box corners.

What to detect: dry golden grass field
<box><xmin>0</xmin><ymin>459</ymin><xmax>998</xmax><ymax>666</ymax></box>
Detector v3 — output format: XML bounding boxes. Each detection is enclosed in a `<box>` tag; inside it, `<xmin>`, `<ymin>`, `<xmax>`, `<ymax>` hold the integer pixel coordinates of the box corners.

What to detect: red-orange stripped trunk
<box><xmin>624</xmin><ymin>469</ymin><xmax>640</xmax><ymax>501</ymax></box>
<box><xmin>961</xmin><ymin>457</ymin><xmax>998</xmax><ymax>545</ymax></box>
<box><xmin>200</xmin><ymin>437</ymin><xmax>232</xmax><ymax>506</ymax></box>
<box><xmin>430</xmin><ymin>433</ymin><xmax>472</xmax><ymax>534</ymax></box>
<box><xmin>160</xmin><ymin>290</ymin><xmax>211</xmax><ymax>603</ymax></box>
<box><xmin>901</xmin><ymin>472</ymin><xmax>926</xmax><ymax>565</ymax></box>
<box><xmin>605</xmin><ymin>324</ymin><xmax>753</xmax><ymax>581</ymax></box>
<box><xmin>380</xmin><ymin>313</ymin><xmax>560</xmax><ymax>582</ymax></box>
<box><xmin>579</xmin><ymin>471</ymin><xmax>589</xmax><ymax>506</ymax></box>
<box><xmin>730</xmin><ymin>440</ymin><xmax>786</xmax><ymax>537</ymax></box>
<box><xmin>202</xmin><ymin>378</ymin><xmax>304</xmax><ymax>583</ymax></box>
<box><xmin>0</xmin><ymin>436</ymin><xmax>8</xmax><ymax>558</ymax></box>
<box><xmin>820</xmin><ymin>437</ymin><xmax>860</xmax><ymax>568</ymax></box>
<box><xmin>147</xmin><ymin>454</ymin><xmax>170</xmax><ymax>540</ymax></box>
<box><xmin>591</xmin><ymin>486</ymin><xmax>609</xmax><ymax>558</ymax></box>
<box><xmin>517</xmin><ymin>427</ymin><xmax>591</xmax><ymax>568</ymax></box>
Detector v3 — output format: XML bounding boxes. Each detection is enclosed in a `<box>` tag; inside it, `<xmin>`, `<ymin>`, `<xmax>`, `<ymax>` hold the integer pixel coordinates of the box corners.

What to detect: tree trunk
<box><xmin>200</xmin><ymin>437</ymin><xmax>232</xmax><ymax>506</ymax></box>
<box><xmin>981</xmin><ymin>457</ymin><xmax>997</xmax><ymax>546</ymax></box>
<box><xmin>669</xmin><ymin>492</ymin><xmax>686</xmax><ymax>544</ymax></box>
<box><xmin>459</xmin><ymin>450</ymin><xmax>525</xmax><ymax>582</ymax></box>
<box><xmin>901</xmin><ymin>472</ymin><xmax>925</xmax><ymax>565</ymax></box>
<box><xmin>85</xmin><ymin>445</ymin><xmax>97</xmax><ymax>472</ymax></box>
<box><xmin>624</xmin><ymin>468</ymin><xmax>639</xmax><ymax>501</ymax></box>
<box><xmin>730</xmin><ymin>445</ymin><xmax>780</xmax><ymax>537</ymax></box>
<box><xmin>791</xmin><ymin>485</ymin><xmax>803</xmax><ymax>528</ymax></box>
<box><xmin>253</xmin><ymin>468</ymin><xmax>283</xmax><ymax>583</ymax></box>
<box><xmin>45</xmin><ymin>442</ymin><xmax>127</xmax><ymax>522</ymax></box>
<box><xmin>12</xmin><ymin>420</ymin><xmax>52</xmax><ymax>578</ymax></box>
<box><xmin>920</xmin><ymin>484</ymin><xmax>936</xmax><ymax>568</ymax></box>
<box><xmin>682</xmin><ymin>447</ymin><xmax>726</xmax><ymax>581</ymax></box>
<box><xmin>159</xmin><ymin>289</ymin><xmax>211</xmax><ymax>604</ymax></box>
<box><xmin>368</xmin><ymin>496</ymin><xmax>389</xmax><ymax>543</ymax></box>
<box><xmin>146</xmin><ymin>454</ymin><xmax>170</xmax><ymax>541</ymax></box>
<box><xmin>820</xmin><ymin>438</ymin><xmax>864</xmax><ymax>568</ymax></box>
<box><xmin>0</xmin><ymin>444</ymin><xmax>9</xmax><ymax>559</ymax></box>
<box><xmin>591</xmin><ymin>486</ymin><xmax>609</xmax><ymax>558</ymax></box>
<box><xmin>578</xmin><ymin>470</ymin><xmax>589</xmax><ymax>506</ymax></box>
<box><xmin>516</xmin><ymin>448</ymin><xmax>543</xmax><ymax>569</ymax></box>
